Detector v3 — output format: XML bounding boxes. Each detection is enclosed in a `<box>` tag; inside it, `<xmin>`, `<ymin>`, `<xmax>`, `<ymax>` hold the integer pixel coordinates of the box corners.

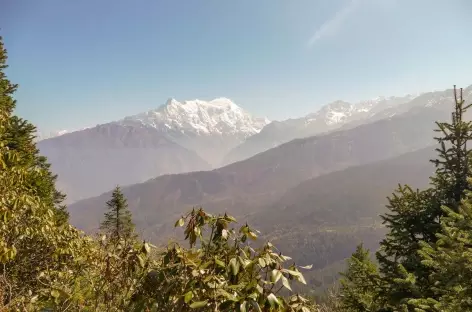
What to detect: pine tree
<box><xmin>338</xmin><ymin>244</ymin><xmax>381</xmax><ymax>312</ymax></box>
<box><xmin>374</xmin><ymin>86</ymin><xmax>472</xmax><ymax>310</ymax></box>
<box><xmin>410</xmin><ymin>179</ymin><xmax>472</xmax><ymax>311</ymax></box>
<box><xmin>100</xmin><ymin>186</ymin><xmax>136</xmax><ymax>242</ymax></box>
<box><xmin>0</xmin><ymin>37</ymin><xmax>68</xmax><ymax>224</ymax></box>
<box><xmin>5</xmin><ymin>115</ymin><xmax>69</xmax><ymax>223</ymax></box>
<box><xmin>0</xmin><ymin>35</ymin><xmax>85</xmax><ymax>308</ymax></box>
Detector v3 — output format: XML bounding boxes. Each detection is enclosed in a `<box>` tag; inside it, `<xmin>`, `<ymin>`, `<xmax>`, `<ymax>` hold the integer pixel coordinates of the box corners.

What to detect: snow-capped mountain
<box><xmin>123</xmin><ymin>97</ymin><xmax>269</xmax><ymax>137</ymax></box>
<box><xmin>39</xmin><ymin>84</ymin><xmax>472</xmax><ymax>204</ymax></box>
<box><xmin>120</xmin><ymin>97</ymin><xmax>270</xmax><ymax>166</ymax></box>
<box><xmin>222</xmin><ymin>94</ymin><xmax>420</xmax><ymax>165</ymax></box>
<box><xmin>302</xmin><ymin>94</ymin><xmax>419</xmax><ymax>130</ymax></box>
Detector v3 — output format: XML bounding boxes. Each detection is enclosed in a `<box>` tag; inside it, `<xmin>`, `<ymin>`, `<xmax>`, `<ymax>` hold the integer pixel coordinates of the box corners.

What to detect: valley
<box><xmin>52</xmin><ymin>84</ymin><xmax>472</xmax><ymax>295</ymax></box>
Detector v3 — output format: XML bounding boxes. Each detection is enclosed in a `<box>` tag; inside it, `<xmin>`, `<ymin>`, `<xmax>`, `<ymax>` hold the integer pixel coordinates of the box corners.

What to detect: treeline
<box><xmin>2</xmin><ymin>33</ymin><xmax>472</xmax><ymax>311</ymax></box>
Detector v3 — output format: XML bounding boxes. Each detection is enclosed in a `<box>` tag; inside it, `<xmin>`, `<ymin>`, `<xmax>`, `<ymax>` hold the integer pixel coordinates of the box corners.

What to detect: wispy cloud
<box><xmin>307</xmin><ymin>0</ymin><xmax>361</xmax><ymax>47</ymax></box>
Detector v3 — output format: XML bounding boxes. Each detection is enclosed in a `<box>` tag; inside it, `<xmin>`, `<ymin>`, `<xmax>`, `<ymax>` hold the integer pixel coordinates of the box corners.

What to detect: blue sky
<box><xmin>1</xmin><ymin>0</ymin><xmax>471</xmax><ymax>135</ymax></box>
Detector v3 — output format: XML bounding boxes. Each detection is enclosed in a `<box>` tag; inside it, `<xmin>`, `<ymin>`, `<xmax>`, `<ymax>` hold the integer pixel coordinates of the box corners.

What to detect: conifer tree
<box><xmin>374</xmin><ymin>86</ymin><xmax>472</xmax><ymax>310</ymax></box>
<box><xmin>410</xmin><ymin>180</ymin><xmax>472</xmax><ymax>311</ymax></box>
<box><xmin>100</xmin><ymin>186</ymin><xmax>136</xmax><ymax>242</ymax></box>
<box><xmin>0</xmin><ymin>37</ymin><xmax>68</xmax><ymax>224</ymax></box>
<box><xmin>339</xmin><ymin>244</ymin><xmax>381</xmax><ymax>312</ymax></box>
<box><xmin>5</xmin><ymin>116</ymin><xmax>69</xmax><ymax>223</ymax></box>
<box><xmin>0</xmin><ymin>35</ymin><xmax>85</xmax><ymax>308</ymax></box>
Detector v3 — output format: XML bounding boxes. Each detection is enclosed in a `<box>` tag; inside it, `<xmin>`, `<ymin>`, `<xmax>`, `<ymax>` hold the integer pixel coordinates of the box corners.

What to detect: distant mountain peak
<box><xmin>124</xmin><ymin>97</ymin><xmax>270</xmax><ymax>137</ymax></box>
<box><xmin>303</xmin><ymin>93</ymin><xmax>423</xmax><ymax>127</ymax></box>
<box><xmin>305</xmin><ymin>100</ymin><xmax>355</xmax><ymax>126</ymax></box>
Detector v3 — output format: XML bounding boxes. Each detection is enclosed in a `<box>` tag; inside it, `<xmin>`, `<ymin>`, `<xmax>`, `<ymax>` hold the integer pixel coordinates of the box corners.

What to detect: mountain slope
<box><xmin>121</xmin><ymin>97</ymin><xmax>269</xmax><ymax>165</ymax></box>
<box><xmin>67</xmin><ymin>141</ymin><xmax>438</xmax><ymax>295</ymax></box>
<box><xmin>68</xmin><ymin>101</ymin><xmax>450</xmax><ymax>240</ymax></box>
<box><xmin>250</xmin><ymin>146</ymin><xmax>436</xmax><ymax>293</ymax></box>
<box><xmin>253</xmin><ymin>145</ymin><xmax>436</xmax><ymax>233</ymax></box>
<box><xmin>339</xmin><ymin>85</ymin><xmax>472</xmax><ymax>131</ymax></box>
<box><xmin>39</xmin><ymin>123</ymin><xmax>210</xmax><ymax>203</ymax></box>
<box><xmin>222</xmin><ymin>94</ymin><xmax>418</xmax><ymax>165</ymax></box>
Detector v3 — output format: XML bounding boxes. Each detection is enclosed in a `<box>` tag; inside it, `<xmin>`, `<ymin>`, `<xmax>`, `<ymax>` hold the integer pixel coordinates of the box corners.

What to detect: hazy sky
<box><xmin>1</xmin><ymin>0</ymin><xmax>471</xmax><ymax>135</ymax></box>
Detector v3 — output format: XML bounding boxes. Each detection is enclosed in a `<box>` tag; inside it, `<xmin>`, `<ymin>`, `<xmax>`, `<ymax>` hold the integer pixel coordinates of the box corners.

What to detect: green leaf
<box><xmin>249</xmin><ymin>300</ymin><xmax>262</xmax><ymax>312</ymax></box>
<box><xmin>184</xmin><ymin>291</ymin><xmax>193</xmax><ymax>303</ymax></box>
<box><xmin>271</xmin><ymin>269</ymin><xmax>282</xmax><ymax>284</ymax></box>
<box><xmin>190</xmin><ymin>300</ymin><xmax>208</xmax><ymax>309</ymax></box>
<box><xmin>239</xmin><ymin>225</ymin><xmax>249</xmax><ymax>234</ymax></box>
<box><xmin>240</xmin><ymin>301</ymin><xmax>247</xmax><ymax>312</ymax></box>
<box><xmin>258</xmin><ymin>257</ymin><xmax>266</xmax><ymax>268</ymax></box>
<box><xmin>299</xmin><ymin>264</ymin><xmax>312</xmax><ymax>270</ymax></box>
<box><xmin>225</xmin><ymin>215</ymin><xmax>237</xmax><ymax>222</ymax></box>
<box><xmin>281</xmin><ymin>276</ymin><xmax>292</xmax><ymax>291</ymax></box>
<box><xmin>284</xmin><ymin>268</ymin><xmax>307</xmax><ymax>284</ymax></box>
<box><xmin>175</xmin><ymin>217</ymin><xmax>185</xmax><ymax>227</ymax></box>
<box><xmin>215</xmin><ymin>257</ymin><xmax>225</xmax><ymax>267</ymax></box>
<box><xmin>297</xmin><ymin>273</ymin><xmax>307</xmax><ymax>285</ymax></box>
<box><xmin>216</xmin><ymin>288</ymin><xmax>238</xmax><ymax>301</ymax></box>
<box><xmin>229</xmin><ymin>257</ymin><xmax>240</xmax><ymax>276</ymax></box>
<box><xmin>143</xmin><ymin>242</ymin><xmax>151</xmax><ymax>254</ymax></box>
<box><xmin>248</xmin><ymin>231</ymin><xmax>257</xmax><ymax>240</ymax></box>
<box><xmin>51</xmin><ymin>289</ymin><xmax>60</xmax><ymax>298</ymax></box>
<box><xmin>256</xmin><ymin>284</ymin><xmax>263</xmax><ymax>294</ymax></box>
<box><xmin>267</xmin><ymin>293</ymin><xmax>280</xmax><ymax>308</ymax></box>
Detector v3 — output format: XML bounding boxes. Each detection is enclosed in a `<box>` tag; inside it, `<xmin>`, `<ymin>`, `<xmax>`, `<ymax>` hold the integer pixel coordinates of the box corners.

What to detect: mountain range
<box><xmin>39</xmin><ymin>83</ymin><xmax>472</xmax><ymax>293</ymax></box>
<box><xmin>66</xmin><ymin>85</ymin><xmax>471</xmax><ymax>233</ymax></box>
<box><xmin>67</xmin><ymin>98</ymin><xmax>452</xmax><ymax>238</ymax></box>
<box><xmin>38</xmin><ymin>87</ymin><xmax>448</xmax><ymax>203</ymax></box>
<box><xmin>38</xmin><ymin>98</ymin><xmax>268</xmax><ymax>202</ymax></box>
<box><xmin>222</xmin><ymin>94</ymin><xmax>419</xmax><ymax>165</ymax></box>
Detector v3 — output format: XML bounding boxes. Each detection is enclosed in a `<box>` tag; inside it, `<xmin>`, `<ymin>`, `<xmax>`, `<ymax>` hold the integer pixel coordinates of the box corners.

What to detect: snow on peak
<box><xmin>305</xmin><ymin>93</ymin><xmax>421</xmax><ymax>127</ymax></box>
<box><xmin>124</xmin><ymin>98</ymin><xmax>270</xmax><ymax>137</ymax></box>
<box><xmin>306</xmin><ymin>100</ymin><xmax>355</xmax><ymax>126</ymax></box>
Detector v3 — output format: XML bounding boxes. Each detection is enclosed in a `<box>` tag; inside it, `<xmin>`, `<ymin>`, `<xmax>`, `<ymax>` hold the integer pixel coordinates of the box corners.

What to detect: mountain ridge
<box><xmin>67</xmin><ymin>101</ymin><xmax>451</xmax><ymax>240</ymax></box>
<box><xmin>222</xmin><ymin>93</ymin><xmax>420</xmax><ymax>165</ymax></box>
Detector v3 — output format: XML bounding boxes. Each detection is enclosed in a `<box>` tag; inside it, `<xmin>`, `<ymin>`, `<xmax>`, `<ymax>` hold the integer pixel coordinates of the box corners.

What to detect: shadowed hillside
<box><xmin>38</xmin><ymin>123</ymin><xmax>211</xmax><ymax>202</ymax></box>
<box><xmin>68</xmin><ymin>104</ymin><xmax>443</xmax><ymax>242</ymax></box>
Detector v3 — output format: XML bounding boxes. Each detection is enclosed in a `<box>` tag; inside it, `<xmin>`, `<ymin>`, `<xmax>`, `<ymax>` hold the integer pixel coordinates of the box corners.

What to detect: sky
<box><xmin>1</xmin><ymin>0</ymin><xmax>472</xmax><ymax>135</ymax></box>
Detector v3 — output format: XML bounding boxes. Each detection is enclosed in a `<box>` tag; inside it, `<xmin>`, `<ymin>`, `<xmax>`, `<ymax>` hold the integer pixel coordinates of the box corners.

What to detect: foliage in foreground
<box><xmin>338</xmin><ymin>87</ymin><xmax>472</xmax><ymax>312</ymax></box>
<box><xmin>0</xmin><ymin>35</ymin><xmax>89</xmax><ymax>310</ymax></box>
<box><xmin>135</xmin><ymin>208</ymin><xmax>318</xmax><ymax>311</ymax></box>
